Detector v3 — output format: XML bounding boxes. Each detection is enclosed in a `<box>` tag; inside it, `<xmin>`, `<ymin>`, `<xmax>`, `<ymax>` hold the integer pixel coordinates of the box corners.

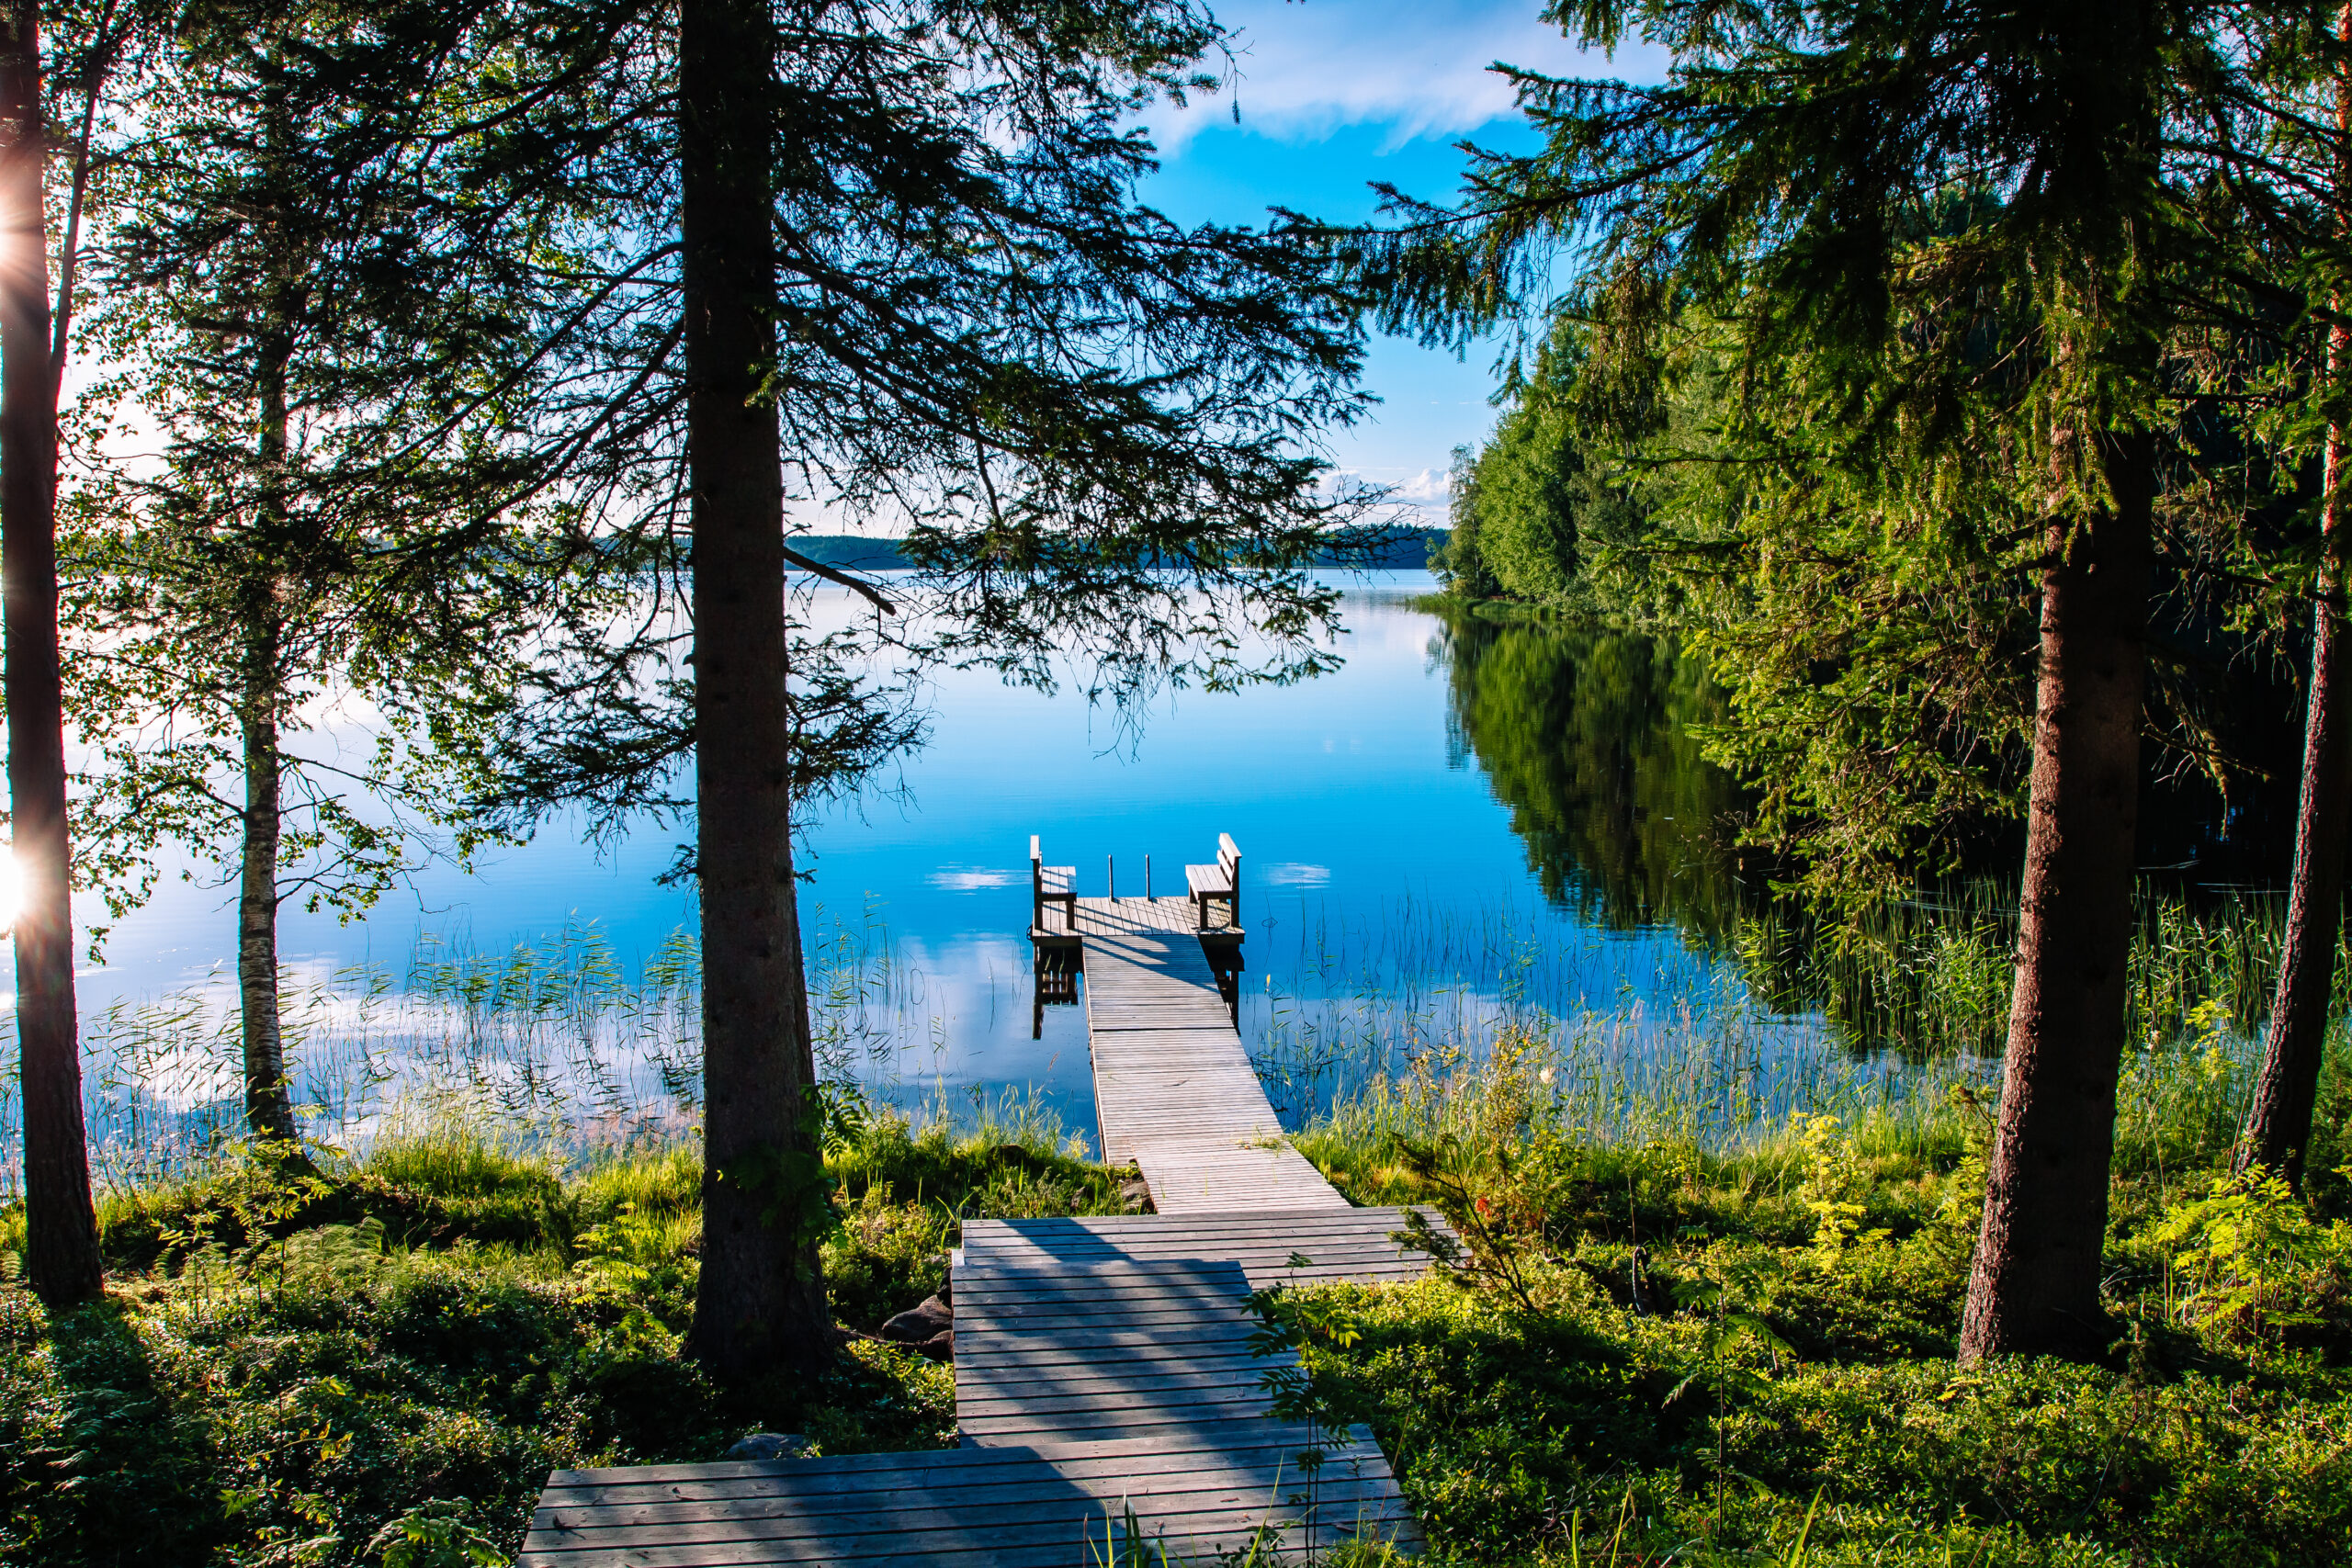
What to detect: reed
<box><xmin>2</xmin><ymin>877</ymin><xmax>2334</xmax><ymax>1201</ymax></box>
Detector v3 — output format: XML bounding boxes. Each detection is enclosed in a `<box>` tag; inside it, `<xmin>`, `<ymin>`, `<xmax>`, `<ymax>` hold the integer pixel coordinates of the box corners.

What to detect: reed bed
<box><xmin>1</xmin><ymin>876</ymin><xmax>2336</xmax><ymax>1201</ymax></box>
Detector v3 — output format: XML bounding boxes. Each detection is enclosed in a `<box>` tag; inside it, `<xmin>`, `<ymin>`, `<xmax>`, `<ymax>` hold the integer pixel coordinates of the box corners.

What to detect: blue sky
<box><xmin>1134</xmin><ymin>1</ymin><xmax>1668</xmax><ymax>511</ymax></box>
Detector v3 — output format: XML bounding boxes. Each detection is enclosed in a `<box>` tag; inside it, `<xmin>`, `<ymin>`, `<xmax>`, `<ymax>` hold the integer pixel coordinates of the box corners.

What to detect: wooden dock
<box><xmin>1064</xmin><ymin>896</ymin><xmax>1344</xmax><ymax>1213</ymax></box>
<box><xmin>517</xmin><ymin>844</ymin><xmax>1437</xmax><ymax>1566</ymax></box>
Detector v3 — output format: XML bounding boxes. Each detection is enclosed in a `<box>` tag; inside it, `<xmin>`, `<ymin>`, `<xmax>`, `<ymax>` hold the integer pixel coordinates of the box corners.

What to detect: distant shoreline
<box><xmin>785</xmin><ymin>527</ymin><xmax>1449</xmax><ymax>571</ymax></box>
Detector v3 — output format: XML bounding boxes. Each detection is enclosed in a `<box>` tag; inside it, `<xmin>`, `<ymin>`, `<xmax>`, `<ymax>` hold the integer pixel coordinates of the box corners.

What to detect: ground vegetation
<box><xmin>6</xmin><ymin>899</ymin><xmax>2346</xmax><ymax>1564</ymax></box>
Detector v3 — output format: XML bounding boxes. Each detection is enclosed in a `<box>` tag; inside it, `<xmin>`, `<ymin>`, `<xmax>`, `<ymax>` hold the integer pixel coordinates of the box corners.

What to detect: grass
<box><xmin>0</xmin><ymin>1105</ymin><xmax>1134</xmax><ymax>1568</ymax></box>
<box><xmin>1254</xmin><ymin>980</ymin><xmax>2352</xmax><ymax>1565</ymax></box>
<box><xmin>5</xmin><ymin>886</ymin><xmax>2350</xmax><ymax>1565</ymax></box>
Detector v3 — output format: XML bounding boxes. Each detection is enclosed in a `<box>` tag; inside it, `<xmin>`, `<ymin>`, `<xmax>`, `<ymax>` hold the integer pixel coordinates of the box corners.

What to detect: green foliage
<box><xmin>822</xmin><ymin>1186</ymin><xmax>950</xmax><ymax>1335</ymax></box>
<box><xmin>1265</xmin><ymin>1134</ymin><xmax>2352</xmax><ymax>1565</ymax></box>
<box><xmin>1789</xmin><ymin>1114</ymin><xmax>1891</xmax><ymax>1268</ymax></box>
<box><xmin>2148</xmin><ymin>1166</ymin><xmax>2352</xmax><ymax>1350</ymax></box>
<box><xmin>0</xmin><ymin>1115</ymin><xmax>1014</xmax><ymax>1568</ymax></box>
<box><xmin>61</xmin><ymin>0</ymin><xmax>600</xmax><ymax>955</ymax></box>
<box><xmin>1258</xmin><ymin>917</ymin><xmax>2352</xmax><ymax>1562</ymax></box>
<box><xmin>366</xmin><ymin>1499</ymin><xmax>506</xmax><ymax>1568</ymax></box>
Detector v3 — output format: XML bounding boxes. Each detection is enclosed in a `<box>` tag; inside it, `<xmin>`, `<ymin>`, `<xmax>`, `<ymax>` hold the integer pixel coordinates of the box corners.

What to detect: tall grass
<box><xmin>0</xmin><ymin>903</ymin><xmax>956</xmax><ymax>1200</ymax></box>
<box><xmin>1272</xmin><ymin>878</ymin><xmax>2345</xmax><ymax>1195</ymax></box>
<box><xmin>1741</xmin><ymin>878</ymin><xmax>2318</xmax><ymax>1061</ymax></box>
<box><xmin>5</xmin><ymin>875</ymin><xmax>2338</xmax><ymax>1203</ymax></box>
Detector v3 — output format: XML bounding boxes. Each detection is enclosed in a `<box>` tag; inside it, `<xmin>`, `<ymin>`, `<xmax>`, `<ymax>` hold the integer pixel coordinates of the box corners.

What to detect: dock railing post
<box><xmin>1107</xmin><ymin>853</ymin><xmax>1114</xmax><ymax>901</ymax></box>
<box><xmin>1145</xmin><ymin>855</ymin><xmax>1151</xmax><ymax>901</ymax></box>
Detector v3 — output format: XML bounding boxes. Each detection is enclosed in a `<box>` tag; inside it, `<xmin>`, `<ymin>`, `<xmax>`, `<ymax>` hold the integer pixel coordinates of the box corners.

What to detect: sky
<box><xmin>1131</xmin><ymin>1</ymin><xmax>1668</xmax><ymax>513</ymax></box>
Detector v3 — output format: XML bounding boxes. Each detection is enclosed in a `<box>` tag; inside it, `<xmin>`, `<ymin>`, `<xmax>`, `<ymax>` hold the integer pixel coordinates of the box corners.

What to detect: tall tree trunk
<box><xmin>1960</xmin><ymin>432</ymin><xmax>2154</xmax><ymax>1363</ymax></box>
<box><xmin>239</xmin><ymin>279</ymin><xmax>296</xmax><ymax>1145</ymax></box>
<box><xmin>238</xmin><ymin>673</ymin><xmax>293</xmax><ymax>1144</ymax></box>
<box><xmin>0</xmin><ymin>0</ymin><xmax>102</xmax><ymax>1305</ymax></box>
<box><xmin>680</xmin><ymin>0</ymin><xmax>829</xmax><ymax>1381</ymax></box>
<box><xmin>2239</xmin><ymin>8</ymin><xmax>2352</xmax><ymax>1188</ymax></box>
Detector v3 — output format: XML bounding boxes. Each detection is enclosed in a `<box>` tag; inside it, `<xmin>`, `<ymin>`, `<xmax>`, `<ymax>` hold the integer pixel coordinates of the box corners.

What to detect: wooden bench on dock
<box><xmin>1185</xmin><ymin>833</ymin><xmax>1241</xmax><ymax>931</ymax></box>
<box><xmin>1031</xmin><ymin>835</ymin><xmax>1077</xmax><ymax>933</ymax></box>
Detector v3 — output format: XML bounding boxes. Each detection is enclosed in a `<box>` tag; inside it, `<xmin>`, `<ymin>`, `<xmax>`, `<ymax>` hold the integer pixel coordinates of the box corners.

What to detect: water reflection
<box><xmin>1436</xmin><ymin>611</ymin><xmax>1747</xmax><ymax>940</ymax></box>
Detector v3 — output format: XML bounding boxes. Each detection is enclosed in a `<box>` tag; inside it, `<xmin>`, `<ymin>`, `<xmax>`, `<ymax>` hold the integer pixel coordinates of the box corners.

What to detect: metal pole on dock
<box><xmin>1107</xmin><ymin>853</ymin><xmax>1114</xmax><ymax>901</ymax></box>
<box><xmin>1145</xmin><ymin>855</ymin><xmax>1151</xmax><ymax>900</ymax></box>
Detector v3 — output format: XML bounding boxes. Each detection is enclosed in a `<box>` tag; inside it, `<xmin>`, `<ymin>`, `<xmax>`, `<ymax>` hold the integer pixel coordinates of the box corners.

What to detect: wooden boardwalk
<box><xmin>526</xmin><ymin>1429</ymin><xmax>1409</xmax><ymax>1567</ymax></box>
<box><xmin>955</xmin><ymin>1210</ymin><xmax>1432</xmax><ymax>1447</ymax></box>
<box><xmin>516</xmin><ymin>864</ymin><xmax>1438</xmax><ymax>1566</ymax></box>
<box><xmin>1066</xmin><ymin>897</ymin><xmax>1345</xmax><ymax>1213</ymax></box>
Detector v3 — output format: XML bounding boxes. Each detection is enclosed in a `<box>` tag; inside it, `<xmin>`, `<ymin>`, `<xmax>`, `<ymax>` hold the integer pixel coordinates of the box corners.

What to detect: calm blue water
<box><xmin>48</xmin><ymin>570</ymin><xmax>1748</xmax><ymax>1148</ymax></box>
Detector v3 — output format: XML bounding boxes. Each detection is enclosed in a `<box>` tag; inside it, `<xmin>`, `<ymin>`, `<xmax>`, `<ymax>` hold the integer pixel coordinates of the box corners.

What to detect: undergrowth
<box><xmin>1260</xmin><ymin>1013</ymin><xmax>2352</xmax><ymax>1565</ymax></box>
<box><xmin>0</xmin><ymin>1111</ymin><xmax>1126</xmax><ymax>1568</ymax></box>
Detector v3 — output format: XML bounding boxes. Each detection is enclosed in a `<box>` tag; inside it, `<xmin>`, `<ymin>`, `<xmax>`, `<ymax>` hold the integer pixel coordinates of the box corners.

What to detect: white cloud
<box><xmin>1145</xmin><ymin>1</ymin><xmax>1667</xmax><ymax>150</ymax></box>
<box><xmin>1393</xmin><ymin>466</ymin><xmax>1450</xmax><ymax>502</ymax></box>
<box><xmin>1329</xmin><ymin>463</ymin><xmax>1453</xmax><ymax>515</ymax></box>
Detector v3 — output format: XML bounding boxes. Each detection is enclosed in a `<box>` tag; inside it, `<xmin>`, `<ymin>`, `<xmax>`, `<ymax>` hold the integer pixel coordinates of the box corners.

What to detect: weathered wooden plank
<box><xmin>524</xmin><ymin>1435</ymin><xmax>1418</xmax><ymax>1566</ymax></box>
<box><xmin>534</xmin><ymin>1469</ymin><xmax>1407</xmax><ymax>1540</ymax></box>
<box><xmin>523</xmin><ymin>1506</ymin><xmax>1415</xmax><ymax>1568</ymax></box>
<box><xmin>964</xmin><ymin>1207</ymin><xmax>1427</xmax><ymax>1236</ymax></box>
<box><xmin>956</xmin><ymin>1347</ymin><xmax>1279</xmax><ymax>1372</ymax></box>
<box><xmin>955</xmin><ymin>1371</ymin><xmax>1271</xmax><ymax>1408</ymax></box>
<box><xmin>959</xmin><ymin>1239</ymin><xmax>1430</xmax><ymax>1270</ymax></box>
<box><xmin>957</xmin><ymin>1240</ymin><xmax>1421</xmax><ymax>1261</ymax></box>
<box><xmin>539</xmin><ymin>1433</ymin><xmax>1390</xmax><ymax>1495</ymax></box>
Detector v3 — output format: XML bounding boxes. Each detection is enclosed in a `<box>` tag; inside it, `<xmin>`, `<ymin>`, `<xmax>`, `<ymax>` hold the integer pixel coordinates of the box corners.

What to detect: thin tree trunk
<box><xmin>1960</xmin><ymin>431</ymin><xmax>2154</xmax><ymax>1363</ymax></box>
<box><xmin>680</xmin><ymin>0</ymin><xmax>829</xmax><ymax>1381</ymax></box>
<box><xmin>238</xmin><ymin>680</ymin><xmax>293</xmax><ymax>1144</ymax></box>
<box><xmin>0</xmin><ymin>0</ymin><xmax>102</xmax><ymax>1305</ymax></box>
<box><xmin>2239</xmin><ymin>7</ymin><xmax>2352</xmax><ymax>1188</ymax></box>
<box><xmin>239</xmin><ymin>268</ymin><xmax>296</xmax><ymax>1145</ymax></box>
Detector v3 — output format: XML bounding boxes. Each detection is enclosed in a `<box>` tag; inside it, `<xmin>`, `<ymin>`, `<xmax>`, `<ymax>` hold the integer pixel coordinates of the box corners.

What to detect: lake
<box><xmin>38</xmin><ymin>570</ymin><xmax>1815</xmax><ymax>1160</ymax></box>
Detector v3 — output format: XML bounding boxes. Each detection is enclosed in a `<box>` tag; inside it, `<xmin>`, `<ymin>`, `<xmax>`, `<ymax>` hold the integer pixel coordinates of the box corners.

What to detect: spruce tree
<box><xmin>1356</xmin><ymin>0</ymin><xmax>2222</xmax><ymax>1359</ymax></box>
<box><xmin>64</xmin><ymin>0</ymin><xmax>611</xmax><ymax>1145</ymax></box>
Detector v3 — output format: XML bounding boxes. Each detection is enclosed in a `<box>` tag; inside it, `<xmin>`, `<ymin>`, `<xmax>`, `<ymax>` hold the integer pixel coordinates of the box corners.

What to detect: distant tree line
<box><xmin>1369</xmin><ymin>0</ymin><xmax>2352</xmax><ymax>1359</ymax></box>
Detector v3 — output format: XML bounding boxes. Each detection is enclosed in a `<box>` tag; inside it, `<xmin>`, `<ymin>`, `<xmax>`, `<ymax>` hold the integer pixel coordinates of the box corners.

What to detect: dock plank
<box><xmin>1072</xmin><ymin>897</ymin><xmax>1339</xmax><ymax>1210</ymax></box>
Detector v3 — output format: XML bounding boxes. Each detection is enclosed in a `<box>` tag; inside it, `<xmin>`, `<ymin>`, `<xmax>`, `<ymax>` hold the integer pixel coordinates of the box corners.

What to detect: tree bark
<box><xmin>239</xmin><ymin>249</ymin><xmax>296</xmax><ymax>1145</ymax></box>
<box><xmin>0</xmin><ymin>0</ymin><xmax>102</xmax><ymax>1305</ymax></box>
<box><xmin>1960</xmin><ymin>431</ymin><xmax>2154</xmax><ymax>1363</ymax></box>
<box><xmin>680</xmin><ymin>0</ymin><xmax>830</xmax><ymax>1382</ymax></box>
<box><xmin>2239</xmin><ymin>8</ymin><xmax>2352</xmax><ymax>1189</ymax></box>
<box><xmin>238</xmin><ymin>682</ymin><xmax>293</xmax><ymax>1144</ymax></box>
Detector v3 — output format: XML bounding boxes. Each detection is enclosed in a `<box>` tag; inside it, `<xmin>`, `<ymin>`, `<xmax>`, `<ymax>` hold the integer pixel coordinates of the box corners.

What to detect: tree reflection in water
<box><xmin>1430</xmin><ymin>606</ymin><xmax>2305</xmax><ymax>1061</ymax></box>
<box><xmin>1435</xmin><ymin>611</ymin><xmax>1748</xmax><ymax>943</ymax></box>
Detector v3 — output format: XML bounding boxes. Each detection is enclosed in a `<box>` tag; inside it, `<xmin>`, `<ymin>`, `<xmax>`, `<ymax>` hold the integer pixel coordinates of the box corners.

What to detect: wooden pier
<box><xmin>517</xmin><ymin>838</ymin><xmax>1436</xmax><ymax>1566</ymax></box>
<box><xmin>1057</xmin><ymin>896</ymin><xmax>1342</xmax><ymax>1213</ymax></box>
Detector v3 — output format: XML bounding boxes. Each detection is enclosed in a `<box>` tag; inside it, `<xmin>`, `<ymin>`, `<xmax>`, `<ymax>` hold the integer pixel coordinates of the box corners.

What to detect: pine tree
<box><xmin>2211</xmin><ymin>4</ymin><xmax>2352</xmax><ymax>1186</ymax></box>
<box><xmin>63</xmin><ymin>0</ymin><xmax>614</xmax><ymax>1145</ymax></box>
<box><xmin>2</xmin><ymin>0</ymin><xmax>101</xmax><ymax>1306</ymax></box>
